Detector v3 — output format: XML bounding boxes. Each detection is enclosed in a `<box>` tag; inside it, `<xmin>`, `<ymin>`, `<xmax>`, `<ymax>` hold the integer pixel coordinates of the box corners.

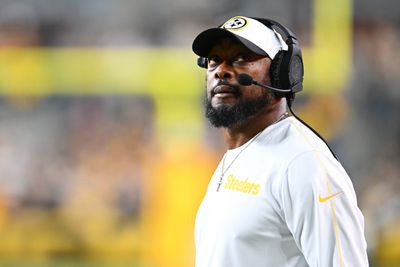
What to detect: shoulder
<box><xmin>262</xmin><ymin>117</ymin><xmax>353</xmax><ymax>200</ymax></box>
<box><xmin>257</xmin><ymin>116</ymin><xmax>335</xmax><ymax>165</ymax></box>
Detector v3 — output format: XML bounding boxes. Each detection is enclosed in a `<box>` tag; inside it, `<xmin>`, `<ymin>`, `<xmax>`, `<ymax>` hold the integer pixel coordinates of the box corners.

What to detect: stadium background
<box><xmin>0</xmin><ymin>0</ymin><xmax>399</xmax><ymax>266</ymax></box>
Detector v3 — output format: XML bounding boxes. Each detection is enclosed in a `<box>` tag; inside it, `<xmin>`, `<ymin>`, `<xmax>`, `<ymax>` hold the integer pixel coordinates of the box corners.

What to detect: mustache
<box><xmin>211</xmin><ymin>81</ymin><xmax>241</xmax><ymax>97</ymax></box>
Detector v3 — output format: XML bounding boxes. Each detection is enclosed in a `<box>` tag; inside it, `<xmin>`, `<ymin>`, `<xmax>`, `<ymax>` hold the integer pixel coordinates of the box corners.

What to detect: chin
<box><xmin>212</xmin><ymin>98</ymin><xmax>238</xmax><ymax>109</ymax></box>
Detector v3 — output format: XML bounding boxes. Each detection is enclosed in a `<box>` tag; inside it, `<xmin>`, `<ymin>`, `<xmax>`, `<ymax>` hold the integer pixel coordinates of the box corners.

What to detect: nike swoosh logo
<box><xmin>318</xmin><ymin>192</ymin><xmax>342</xmax><ymax>203</ymax></box>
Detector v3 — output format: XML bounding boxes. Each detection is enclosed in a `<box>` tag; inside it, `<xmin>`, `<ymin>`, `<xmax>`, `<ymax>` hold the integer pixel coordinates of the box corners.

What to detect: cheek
<box><xmin>206</xmin><ymin>73</ymin><xmax>212</xmax><ymax>85</ymax></box>
<box><xmin>251</xmin><ymin>59</ymin><xmax>271</xmax><ymax>85</ymax></box>
<box><xmin>206</xmin><ymin>72</ymin><xmax>214</xmax><ymax>94</ymax></box>
<box><xmin>243</xmin><ymin>86</ymin><xmax>264</xmax><ymax>98</ymax></box>
<box><xmin>246</xmin><ymin>70</ymin><xmax>270</xmax><ymax>88</ymax></box>
<box><xmin>260</xmin><ymin>73</ymin><xmax>271</xmax><ymax>86</ymax></box>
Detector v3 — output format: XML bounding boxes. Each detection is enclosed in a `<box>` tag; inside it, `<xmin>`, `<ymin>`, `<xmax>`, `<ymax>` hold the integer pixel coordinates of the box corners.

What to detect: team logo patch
<box><xmin>222</xmin><ymin>17</ymin><xmax>247</xmax><ymax>30</ymax></box>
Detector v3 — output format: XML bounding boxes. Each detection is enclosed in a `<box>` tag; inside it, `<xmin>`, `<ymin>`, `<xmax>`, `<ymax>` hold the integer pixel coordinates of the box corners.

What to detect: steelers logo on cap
<box><xmin>222</xmin><ymin>16</ymin><xmax>247</xmax><ymax>30</ymax></box>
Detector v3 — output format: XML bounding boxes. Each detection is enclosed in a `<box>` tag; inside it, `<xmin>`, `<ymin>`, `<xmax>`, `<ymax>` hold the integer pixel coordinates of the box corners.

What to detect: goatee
<box><xmin>204</xmin><ymin>92</ymin><xmax>273</xmax><ymax>128</ymax></box>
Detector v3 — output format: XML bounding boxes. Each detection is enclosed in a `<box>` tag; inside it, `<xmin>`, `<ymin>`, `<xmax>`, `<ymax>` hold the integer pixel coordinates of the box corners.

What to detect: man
<box><xmin>192</xmin><ymin>16</ymin><xmax>368</xmax><ymax>266</ymax></box>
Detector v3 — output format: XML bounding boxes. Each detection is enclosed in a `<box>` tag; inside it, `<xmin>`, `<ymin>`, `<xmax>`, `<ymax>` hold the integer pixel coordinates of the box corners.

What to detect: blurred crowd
<box><xmin>0</xmin><ymin>0</ymin><xmax>399</xmax><ymax>266</ymax></box>
<box><xmin>0</xmin><ymin>96</ymin><xmax>154</xmax><ymax>258</ymax></box>
<box><xmin>343</xmin><ymin>20</ymin><xmax>400</xmax><ymax>265</ymax></box>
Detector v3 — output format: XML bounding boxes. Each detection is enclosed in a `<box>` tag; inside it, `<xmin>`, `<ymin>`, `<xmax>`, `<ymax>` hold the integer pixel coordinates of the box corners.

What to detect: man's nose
<box><xmin>214</xmin><ymin>61</ymin><xmax>235</xmax><ymax>80</ymax></box>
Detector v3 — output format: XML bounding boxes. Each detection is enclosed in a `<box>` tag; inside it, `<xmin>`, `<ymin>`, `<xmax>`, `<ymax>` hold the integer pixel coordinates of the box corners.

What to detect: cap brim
<box><xmin>192</xmin><ymin>28</ymin><xmax>268</xmax><ymax>57</ymax></box>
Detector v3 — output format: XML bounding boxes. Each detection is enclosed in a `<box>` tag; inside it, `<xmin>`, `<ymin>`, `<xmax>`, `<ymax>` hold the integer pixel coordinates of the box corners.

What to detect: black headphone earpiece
<box><xmin>198</xmin><ymin>57</ymin><xmax>208</xmax><ymax>68</ymax></box>
<box><xmin>269</xmin><ymin>50</ymin><xmax>285</xmax><ymax>89</ymax></box>
<box><xmin>253</xmin><ymin>17</ymin><xmax>304</xmax><ymax>94</ymax></box>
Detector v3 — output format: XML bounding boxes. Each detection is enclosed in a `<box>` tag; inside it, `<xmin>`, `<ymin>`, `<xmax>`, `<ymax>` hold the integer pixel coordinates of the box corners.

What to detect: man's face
<box><xmin>204</xmin><ymin>38</ymin><xmax>274</xmax><ymax>128</ymax></box>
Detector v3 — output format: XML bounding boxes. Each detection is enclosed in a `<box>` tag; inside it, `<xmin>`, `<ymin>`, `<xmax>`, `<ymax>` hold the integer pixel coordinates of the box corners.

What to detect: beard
<box><xmin>204</xmin><ymin>90</ymin><xmax>273</xmax><ymax>128</ymax></box>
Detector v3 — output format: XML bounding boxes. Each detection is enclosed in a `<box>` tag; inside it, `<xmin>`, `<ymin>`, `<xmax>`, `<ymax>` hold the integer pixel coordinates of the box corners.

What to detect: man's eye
<box><xmin>234</xmin><ymin>54</ymin><xmax>249</xmax><ymax>62</ymax></box>
<box><xmin>208</xmin><ymin>56</ymin><xmax>221</xmax><ymax>67</ymax></box>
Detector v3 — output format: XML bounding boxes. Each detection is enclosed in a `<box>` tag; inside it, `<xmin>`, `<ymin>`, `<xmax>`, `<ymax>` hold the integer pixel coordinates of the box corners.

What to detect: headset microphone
<box><xmin>237</xmin><ymin>73</ymin><xmax>292</xmax><ymax>94</ymax></box>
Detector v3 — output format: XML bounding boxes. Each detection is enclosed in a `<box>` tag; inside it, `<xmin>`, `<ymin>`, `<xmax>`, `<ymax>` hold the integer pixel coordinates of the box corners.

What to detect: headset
<box><xmin>197</xmin><ymin>17</ymin><xmax>304</xmax><ymax>98</ymax></box>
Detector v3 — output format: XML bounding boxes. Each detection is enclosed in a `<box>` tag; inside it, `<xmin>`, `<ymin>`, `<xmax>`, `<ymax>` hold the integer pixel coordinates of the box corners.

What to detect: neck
<box><xmin>223</xmin><ymin>99</ymin><xmax>287</xmax><ymax>149</ymax></box>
